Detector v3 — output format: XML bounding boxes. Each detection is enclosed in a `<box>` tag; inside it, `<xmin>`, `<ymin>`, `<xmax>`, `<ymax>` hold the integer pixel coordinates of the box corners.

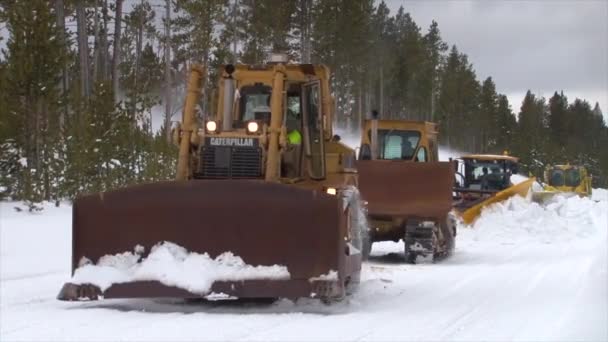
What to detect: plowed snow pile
<box><xmin>466</xmin><ymin>193</ymin><xmax>607</xmax><ymax>243</ymax></box>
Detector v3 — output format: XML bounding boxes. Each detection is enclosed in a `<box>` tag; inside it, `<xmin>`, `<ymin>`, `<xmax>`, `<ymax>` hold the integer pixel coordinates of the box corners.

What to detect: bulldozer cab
<box><xmin>192</xmin><ymin>62</ymin><xmax>333</xmax><ymax>182</ymax></box>
<box><xmin>358</xmin><ymin>119</ymin><xmax>439</xmax><ymax>162</ymax></box>
<box><xmin>542</xmin><ymin>164</ymin><xmax>592</xmax><ymax>196</ymax></box>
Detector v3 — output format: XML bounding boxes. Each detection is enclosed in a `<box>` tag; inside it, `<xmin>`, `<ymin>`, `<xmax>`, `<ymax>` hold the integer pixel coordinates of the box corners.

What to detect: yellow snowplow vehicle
<box><xmin>58</xmin><ymin>56</ymin><xmax>364</xmax><ymax>303</ymax></box>
<box><xmin>532</xmin><ymin>164</ymin><xmax>592</xmax><ymax>202</ymax></box>
<box><xmin>452</xmin><ymin>154</ymin><xmax>535</xmax><ymax>225</ymax></box>
<box><xmin>356</xmin><ymin>118</ymin><xmax>455</xmax><ymax>263</ymax></box>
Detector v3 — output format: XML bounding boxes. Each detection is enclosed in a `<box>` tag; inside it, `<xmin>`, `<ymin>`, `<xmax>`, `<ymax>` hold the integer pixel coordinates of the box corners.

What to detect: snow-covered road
<box><xmin>1</xmin><ymin>192</ymin><xmax>606</xmax><ymax>341</ymax></box>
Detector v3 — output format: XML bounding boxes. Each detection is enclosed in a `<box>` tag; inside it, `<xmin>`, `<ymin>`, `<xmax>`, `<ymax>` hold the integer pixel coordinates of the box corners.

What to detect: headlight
<box><xmin>247</xmin><ymin>121</ymin><xmax>259</xmax><ymax>133</ymax></box>
<box><xmin>326</xmin><ymin>187</ymin><xmax>337</xmax><ymax>195</ymax></box>
<box><xmin>206</xmin><ymin>121</ymin><xmax>217</xmax><ymax>133</ymax></box>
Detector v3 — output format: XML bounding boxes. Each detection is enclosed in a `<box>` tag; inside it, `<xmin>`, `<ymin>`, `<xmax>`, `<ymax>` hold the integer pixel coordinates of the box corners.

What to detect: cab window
<box><xmin>238</xmin><ymin>84</ymin><xmax>272</xmax><ymax>123</ymax></box>
<box><xmin>285</xmin><ymin>94</ymin><xmax>301</xmax><ymax>132</ymax></box>
<box><xmin>565</xmin><ymin>169</ymin><xmax>581</xmax><ymax>187</ymax></box>
<box><xmin>549</xmin><ymin>169</ymin><xmax>565</xmax><ymax>186</ymax></box>
<box><xmin>416</xmin><ymin>147</ymin><xmax>427</xmax><ymax>162</ymax></box>
<box><xmin>368</xmin><ymin>130</ymin><xmax>421</xmax><ymax>160</ymax></box>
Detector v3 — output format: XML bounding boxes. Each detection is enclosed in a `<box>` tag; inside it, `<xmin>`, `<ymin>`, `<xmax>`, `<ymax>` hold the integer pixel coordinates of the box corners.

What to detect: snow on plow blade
<box><xmin>57</xmin><ymin>180</ymin><xmax>359</xmax><ymax>301</ymax></box>
<box><xmin>356</xmin><ymin>161</ymin><xmax>454</xmax><ymax>219</ymax></box>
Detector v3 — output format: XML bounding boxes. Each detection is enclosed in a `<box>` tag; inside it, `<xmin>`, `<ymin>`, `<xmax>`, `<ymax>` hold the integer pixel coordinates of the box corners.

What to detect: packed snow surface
<box><xmin>1</xmin><ymin>192</ymin><xmax>607</xmax><ymax>341</ymax></box>
<box><xmin>71</xmin><ymin>242</ymin><xmax>290</xmax><ymax>294</ymax></box>
<box><xmin>593</xmin><ymin>187</ymin><xmax>608</xmax><ymax>202</ymax></box>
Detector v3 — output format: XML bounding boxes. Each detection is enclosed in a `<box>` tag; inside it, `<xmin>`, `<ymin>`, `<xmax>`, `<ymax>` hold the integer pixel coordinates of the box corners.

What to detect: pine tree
<box><xmin>172</xmin><ymin>0</ymin><xmax>227</xmax><ymax>117</ymax></box>
<box><xmin>0</xmin><ymin>0</ymin><xmax>65</xmax><ymax>205</ymax></box>
<box><xmin>548</xmin><ymin>91</ymin><xmax>569</xmax><ymax>151</ymax></box>
<box><xmin>388</xmin><ymin>7</ymin><xmax>423</xmax><ymax>118</ymax></box>
<box><xmin>422</xmin><ymin>20</ymin><xmax>447</xmax><ymax>121</ymax></box>
<box><xmin>368</xmin><ymin>1</ymin><xmax>394</xmax><ymax>118</ymax></box>
<box><xmin>495</xmin><ymin>94</ymin><xmax>516</xmax><ymax>152</ymax></box>
<box><xmin>514</xmin><ymin>90</ymin><xmax>549</xmax><ymax>176</ymax></box>
<box><xmin>477</xmin><ymin>77</ymin><xmax>498</xmax><ymax>152</ymax></box>
<box><xmin>312</xmin><ymin>0</ymin><xmax>373</xmax><ymax>128</ymax></box>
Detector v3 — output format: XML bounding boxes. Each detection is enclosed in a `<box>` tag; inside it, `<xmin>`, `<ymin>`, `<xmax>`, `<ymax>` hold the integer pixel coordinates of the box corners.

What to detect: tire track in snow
<box><xmin>1</xmin><ymin>270</ymin><xmax>63</xmax><ymax>282</ymax></box>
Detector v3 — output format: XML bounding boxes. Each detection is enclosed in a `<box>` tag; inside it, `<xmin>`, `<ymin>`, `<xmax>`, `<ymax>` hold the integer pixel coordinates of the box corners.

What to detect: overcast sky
<box><xmin>385</xmin><ymin>0</ymin><xmax>608</xmax><ymax>118</ymax></box>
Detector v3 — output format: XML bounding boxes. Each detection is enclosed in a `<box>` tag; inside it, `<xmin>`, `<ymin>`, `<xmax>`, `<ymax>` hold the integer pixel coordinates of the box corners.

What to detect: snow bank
<box><xmin>510</xmin><ymin>174</ymin><xmax>529</xmax><ymax>185</ymax></box>
<box><xmin>592</xmin><ymin>188</ymin><xmax>608</xmax><ymax>202</ymax></box>
<box><xmin>511</xmin><ymin>174</ymin><xmax>545</xmax><ymax>191</ymax></box>
<box><xmin>468</xmin><ymin>193</ymin><xmax>607</xmax><ymax>243</ymax></box>
<box><xmin>71</xmin><ymin>241</ymin><xmax>290</xmax><ymax>294</ymax></box>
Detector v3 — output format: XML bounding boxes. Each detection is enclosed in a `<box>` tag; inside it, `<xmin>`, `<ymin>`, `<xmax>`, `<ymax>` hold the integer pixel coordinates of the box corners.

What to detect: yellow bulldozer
<box><xmin>355</xmin><ymin>118</ymin><xmax>455</xmax><ymax>263</ymax></box>
<box><xmin>452</xmin><ymin>154</ymin><xmax>535</xmax><ymax>225</ymax></box>
<box><xmin>532</xmin><ymin>164</ymin><xmax>592</xmax><ymax>202</ymax></box>
<box><xmin>58</xmin><ymin>55</ymin><xmax>365</xmax><ymax>303</ymax></box>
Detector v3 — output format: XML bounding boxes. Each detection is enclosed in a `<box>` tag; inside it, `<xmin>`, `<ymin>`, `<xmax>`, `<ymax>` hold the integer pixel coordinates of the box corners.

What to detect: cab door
<box><xmin>302</xmin><ymin>81</ymin><xmax>326</xmax><ymax>180</ymax></box>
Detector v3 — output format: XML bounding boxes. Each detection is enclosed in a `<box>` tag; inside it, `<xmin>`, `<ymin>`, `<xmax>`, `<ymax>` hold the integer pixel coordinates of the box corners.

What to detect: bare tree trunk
<box><xmin>54</xmin><ymin>0</ymin><xmax>68</xmax><ymax>126</ymax></box>
<box><xmin>100</xmin><ymin>0</ymin><xmax>109</xmax><ymax>81</ymax></box>
<box><xmin>133</xmin><ymin>0</ymin><xmax>144</xmax><ymax>119</ymax></box>
<box><xmin>299</xmin><ymin>0</ymin><xmax>311</xmax><ymax>63</ymax></box>
<box><xmin>92</xmin><ymin>1</ymin><xmax>100</xmax><ymax>84</ymax></box>
<box><xmin>112</xmin><ymin>0</ymin><xmax>123</xmax><ymax>102</ymax></box>
<box><xmin>35</xmin><ymin>99</ymin><xmax>42</xmax><ymax>174</ymax></box>
<box><xmin>164</xmin><ymin>0</ymin><xmax>172</xmax><ymax>142</ymax></box>
<box><xmin>232</xmin><ymin>0</ymin><xmax>238</xmax><ymax>62</ymax></box>
<box><xmin>76</xmin><ymin>1</ymin><xmax>90</xmax><ymax>99</ymax></box>
<box><xmin>380</xmin><ymin>66</ymin><xmax>384</xmax><ymax>118</ymax></box>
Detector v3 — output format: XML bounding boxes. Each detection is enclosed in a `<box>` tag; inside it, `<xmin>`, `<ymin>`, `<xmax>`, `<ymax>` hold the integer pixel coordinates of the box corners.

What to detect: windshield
<box><xmin>465</xmin><ymin>160</ymin><xmax>507</xmax><ymax>190</ymax></box>
<box><xmin>565</xmin><ymin>168</ymin><xmax>581</xmax><ymax>187</ymax></box>
<box><xmin>368</xmin><ymin>129</ymin><xmax>421</xmax><ymax>160</ymax></box>
<box><xmin>548</xmin><ymin>169</ymin><xmax>565</xmax><ymax>186</ymax></box>
<box><xmin>238</xmin><ymin>85</ymin><xmax>272</xmax><ymax>123</ymax></box>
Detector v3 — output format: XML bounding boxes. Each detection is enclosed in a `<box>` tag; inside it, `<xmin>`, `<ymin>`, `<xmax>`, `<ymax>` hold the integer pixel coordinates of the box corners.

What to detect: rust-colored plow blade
<box><xmin>356</xmin><ymin>161</ymin><xmax>454</xmax><ymax>218</ymax></box>
<box><xmin>58</xmin><ymin>180</ymin><xmax>359</xmax><ymax>301</ymax></box>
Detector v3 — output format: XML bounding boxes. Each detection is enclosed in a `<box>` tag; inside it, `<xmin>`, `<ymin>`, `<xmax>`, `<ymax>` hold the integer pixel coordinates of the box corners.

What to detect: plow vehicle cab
<box><xmin>452</xmin><ymin>154</ymin><xmax>535</xmax><ymax>225</ymax></box>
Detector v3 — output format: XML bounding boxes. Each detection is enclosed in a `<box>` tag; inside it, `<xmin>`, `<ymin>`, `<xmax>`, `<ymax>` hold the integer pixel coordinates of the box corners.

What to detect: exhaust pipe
<box><xmin>222</xmin><ymin>65</ymin><xmax>236</xmax><ymax>132</ymax></box>
<box><xmin>370</xmin><ymin>110</ymin><xmax>379</xmax><ymax>160</ymax></box>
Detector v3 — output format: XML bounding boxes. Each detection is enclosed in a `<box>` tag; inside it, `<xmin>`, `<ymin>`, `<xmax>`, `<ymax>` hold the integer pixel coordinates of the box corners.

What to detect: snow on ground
<box><xmin>1</xmin><ymin>194</ymin><xmax>607</xmax><ymax>341</ymax></box>
<box><xmin>593</xmin><ymin>188</ymin><xmax>608</xmax><ymax>202</ymax></box>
